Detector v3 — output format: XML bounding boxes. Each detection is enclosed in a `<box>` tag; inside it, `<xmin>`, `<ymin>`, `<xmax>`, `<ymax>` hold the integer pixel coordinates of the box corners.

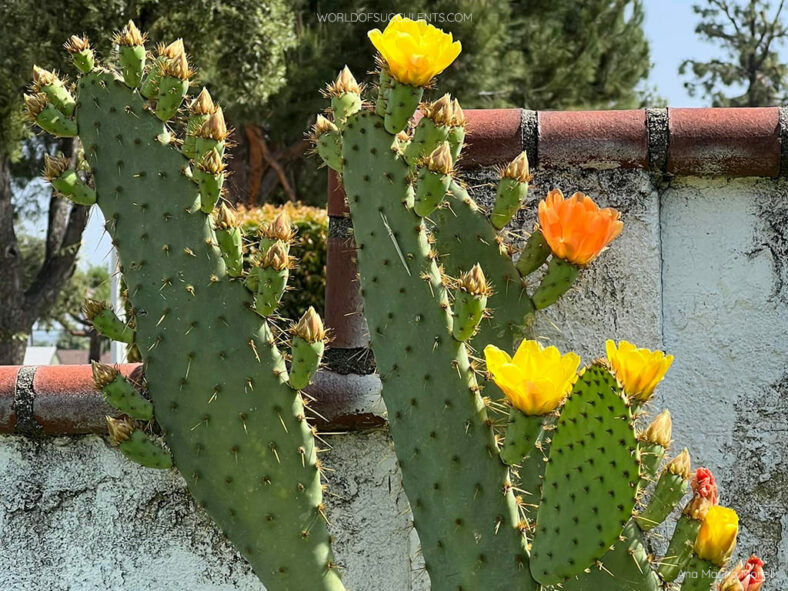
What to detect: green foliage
<box><xmin>681</xmin><ymin>0</ymin><xmax>788</xmax><ymax>107</ymax></box>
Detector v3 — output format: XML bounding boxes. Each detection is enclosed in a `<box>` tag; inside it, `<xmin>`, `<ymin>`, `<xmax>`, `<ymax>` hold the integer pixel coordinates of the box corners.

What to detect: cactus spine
<box><xmin>31</xmin><ymin>24</ymin><xmax>345</xmax><ymax>591</ymax></box>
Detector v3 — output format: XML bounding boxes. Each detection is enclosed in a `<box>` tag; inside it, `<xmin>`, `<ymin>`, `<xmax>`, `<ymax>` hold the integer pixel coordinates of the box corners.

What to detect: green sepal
<box><xmin>375</xmin><ymin>69</ymin><xmax>393</xmax><ymax>116</ymax></box>
<box><xmin>39</xmin><ymin>82</ymin><xmax>75</xmax><ymax>117</ymax></box>
<box><xmin>331</xmin><ymin>92</ymin><xmax>362</xmax><ymax>126</ymax></box>
<box><xmin>117</xmin><ymin>45</ymin><xmax>146</xmax><ymax>87</ymax></box>
<box><xmin>413</xmin><ymin>168</ymin><xmax>451</xmax><ymax>217</ymax></box>
<box><xmin>532</xmin><ymin>257</ymin><xmax>579</xmax><ymax>310</ymax></box>
<box><xmin>119</xmin><ymin>430</ymin><xmax>173</xmax><ymax>470</ymax></box>
<box><xmin>194</xmin><ymin>137</ymin><xmax>225</xmax><ymax>162</ymax></box>
<box><xmin>155</xmin><ymin>76</ymin><xmax>189</xmax><ymax>121</ymax></box>
<box><xmin>140</xmin><ymin>56</ymin><xmax>164</xmax><ymax>98</ymax></box>
<box><xmin>101</xmin><ymin>374</ymin><xmax>153</xmax><ymax>421</ymax></box>
<box><xmin>192</xmin><ymin>168</ymin><xmax>224</xmax><ymax>213</ymax></box>
<box><xmin>681</xmin><ymin>556</ymin><xmax>720</xmax><ymax>591</ymax></box>
<box><xmin>491</xmin><ymin>177</ymin><xmax>528</xmax><ymax>230</ymax></box>
<box><xmin>216</xmin><ymin>227</ymin><xmax>243</xmax><ymax>277</ymax></box>
<box><xmin>500</xmin><ymin>408</ymin><xmax>543</xmax><ymax>466</ymax></box>
<box><xmin>51</xmin><ymin>170</ymin><xmax>96</xmax><ymax>205</ymax></box>
<box><xmin>289</xmin><ymin>336</ymin><xmax>324</xmax><ymax>390</ymax></box>
<box><xmin>638</xmin><ymin>441</ymin><xmax>667</xmax><ymax>484</ymax></box>
<box><xmin>71</xmin><ymin>50</ymin><xmax>95</xmax><ymax>74</ymax></box>
<box><xmin>448</xmin><ymin>126</ymin><xmax>465</xmax><ymax>161</ymax></box>
<box><xmin>451</xmin><ymin>289</ymin><xmax>486</xmax><ymax>342</ymax></box>
<box><xmin>183</xmin><ymin>113</ymin><xmax>210</xmax><ymax>159</ymax></box>
<box><xmin>635</xmin><ymin>470</ymin><xmax>688</xmax><ymax>531</ymax></box>
<box><xmin>317</xmin><ymin>130</ymin><xmax>343</xmax><ymax>172</ymax></box>
<box><xmin>658</xmin><ymin>514</ymin><xmax>702</xmax><ymax>582</ymax></box>
<box><xmin>35</xmin><ymin>105</ymin><xmax>77</xmax><ymax>137</ymax></box>
<box><xmin>91</xmin><ymin>308</ymin><xmax>134</xmax><ymax>344</ymax></box>
<box><xmin>515</xmin><ymin>230</ymin><xmax>551</xmax><ymax>276</ymax></box>
<box><xmin>384</xmin><ymin>81</ymin><xmax>422</xmax><ymax>134</ymax></box>
<box><xmin>246</xmin><ymin>266</ymin><xmax>288</xmax><ymax>317</ymax></box>
<box><xmin>403</xmin><ymin>117</ymin><xmax>449</xmax><ymax>165</ymax></box>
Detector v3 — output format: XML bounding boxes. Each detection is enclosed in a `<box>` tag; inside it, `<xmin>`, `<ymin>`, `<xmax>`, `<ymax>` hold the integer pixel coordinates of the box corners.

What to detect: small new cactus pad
<box><xmin>530</xmin><ymin>363</ymin><xmax>639</xmax><ymax>584</ymax></box>
<box><xmin>31</xmin><ymin>27</ymin><xmax>345</xmax><ymax>591</ymax></box>
<box><xmin>341</xmin><ymin>110</ymin><xmax>536</xmax><ymax>591</ymax></box>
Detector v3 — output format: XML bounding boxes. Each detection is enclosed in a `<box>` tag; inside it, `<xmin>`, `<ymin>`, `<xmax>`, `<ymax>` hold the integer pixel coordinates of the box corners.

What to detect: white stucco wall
<box><xmin>1</xmin><ymin>170</ymin><xmax>785</xmax><ymax>589</ymax></box>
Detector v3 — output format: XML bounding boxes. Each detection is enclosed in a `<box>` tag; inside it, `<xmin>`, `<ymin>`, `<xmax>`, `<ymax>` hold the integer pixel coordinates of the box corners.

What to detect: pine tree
<box><xmin>681</xmin><ymin>0</ymin><xmax>788</xmax><ymax>107</ymax></box>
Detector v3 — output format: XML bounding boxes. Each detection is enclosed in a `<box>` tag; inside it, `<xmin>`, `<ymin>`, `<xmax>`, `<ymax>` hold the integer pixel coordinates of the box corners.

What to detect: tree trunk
<box><xmin>89</xmin><ymin>332</ymin><xmax>102</xmax><ymax>362</ymax></box>
<box><xmin>0</xmin><ymin>337</ymin><xmax>27</xmax><ymax>366</ymax></box>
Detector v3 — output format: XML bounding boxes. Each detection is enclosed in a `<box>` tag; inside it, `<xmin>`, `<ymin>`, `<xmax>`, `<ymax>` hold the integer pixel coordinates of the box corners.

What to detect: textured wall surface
<box><xmin>1</xmin><ymin>169</ymin><xmax>786</xmax><ymax>589</ymax></box>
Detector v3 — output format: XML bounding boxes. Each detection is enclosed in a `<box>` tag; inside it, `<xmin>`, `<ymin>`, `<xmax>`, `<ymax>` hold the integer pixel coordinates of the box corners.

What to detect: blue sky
<box><xmin>45</xmin><ymin>1</ymin><xmax>788</xmax><ymax>270</ymax></box>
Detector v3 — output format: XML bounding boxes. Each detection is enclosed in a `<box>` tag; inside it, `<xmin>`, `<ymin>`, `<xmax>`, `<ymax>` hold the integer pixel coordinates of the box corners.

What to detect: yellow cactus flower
<box><xmin>368</xmin><ymin>15</ymin><xmax>462</xmax><ymax>87</ymax></box>
<box><xmin>695</xmin><ymin>506</ymin><xmax>739</xmax><ymax>566</ymax></box>
<box><xmin>605</xmin><ymin>340</ymin><xmax>674</xmax><ymax>402</ymax></box>
<box><xmin>484</xmin><ymin>340</ymin><xmax>580</xmax><ymax>415</ymax></box>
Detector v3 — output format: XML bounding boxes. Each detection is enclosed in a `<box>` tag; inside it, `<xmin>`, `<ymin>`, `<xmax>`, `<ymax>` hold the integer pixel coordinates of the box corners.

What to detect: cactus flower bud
<box><xmin>450</xmin><ymin>98</ymin><xmax>466</xmax><ymax>127</ymax></box>
<box><xmin>64</xmin><ymin>35</ymin><xmax>90</xmax><ymax>53</ymax></box>
<box><xmin>23</xmin><ymin>93</ymin><xmax>48</xmax><ymax>120</ymax></box>
<box><xmin>198</xmin><ymin>148</ymin><xmax>225</xmax><ymax>174</ymax></box>
<box><xmin>106</xmin><ymin>415</ymin><xmax>135</xmax><ymax>445</ymax></box>
<box><xmin>294</xmin><ymin>307</ymin><xmax>326</xmax><ymax>343</ymax></box>
<box><xmin>684</xmin><ymin>467</ymin><xmax>719</xmax><ymax>520</ymax></box>
<box><xmin>719</xmin><ymin>556</ymin><xmax>765</xmax><ymax>591</ymax></box>
<box><xmin>695</xmin><ymin>505</ymin><xmax>739</xmax><ymax>567</ymax></box>
<box><xmin>326</xmin><ymin>65</ymin><xmax>362</xmax><ymax>96</ymax></box>
<box><xmin>92</xmin><ymin>361</ymin><xmax>119</xmax><ymax>389</ymax></box>
<box><xmin>484</xmin><ymin>340</ymin><xmax>580</xmax><ymax>415</ymax></box>
<box><xmin>42</xmin><ymin>153</ymin><xmax>71</xmax><ymax>181</ymax></box>
<box><xmin>641</xmin><ymin>409</ymin><xmax>672</xmax><ymax>447</ymax></box>
<box><xmin>63</xmin><ymin>35</ymin><xmax>94</xmax><ymax>73</ymax></box>
<box><xmin>114</xmin><ymin>20</ymin><xmax>146</xmax><ymax>46</ymax></box>
<box><xmin>83</xmin><ymin>298</ymin><xmax>107</xmax><ymax>321</ymax></box>
<box><xmin>313</xmin><ymin>114</ymin><xmax>338</xmax><ymax>137</ymax></box>
<box><xmin>262</xmin><ymin>241</ymin><xmax>289</xmax><ymax>271</ymax></box>
<box><xmin>667</xmin><ymin>448</ymin><xmax>691</xmax><ymax>479</ymax></box>
<box><xmin>165</xmin><ymin>52</ymin><xmax>192</xmax><ymax>80</ymax></box>
<box><xmin>190</xmin><ymin>88</ymin><xmax>215</xmax><ymax>115</ymax></box>
<box><xmin>426</xmin><ymin>142</ymin><xmax>453</xmax><ymax>175</ymax></box>
<box><xmin>200</xmin><ymin>107</ymin><xmax>228</xmax><ymax>141</ymax></box>
<box><xmin>502</xmin><ymin>152</ymin><xmax>531</xmax><ymax>183</ymax></box>
<box><xmin>32</xmin><ymin>65</ymin><xmax>58</xmax><ymax>87</ymax></box>
<box><xmin>423</xmin><ymin>94</ymin><xmax>453</xmax><ymax>127</ymax></box>
<box><xmin>216</xmin><ymin>203</ymin><xmax>238</xmax><ymax>230</ymax></box>
<box><xmin>459</xmin><ymin>264</ymin><xmax>491</xmax><ymax>296</ymax></box>
<box><xmin>158</xmin><ymin>38</ymin><xmax>184</xmax><ymax>59</ymax></box>
<box><xmin>605</xmin><ymin>340</ymin><xmax>674</xmax><ymax>403</ymax></box>
<box><xmin>263</xmin><ymin>211</ymin><xmax>295</xmax><ymax>243</ymax></box>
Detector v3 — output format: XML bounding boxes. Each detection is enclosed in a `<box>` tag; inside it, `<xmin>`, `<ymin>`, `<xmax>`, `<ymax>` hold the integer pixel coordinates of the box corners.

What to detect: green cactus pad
<box><xmin>341</xmin><ymin>110</ymin><xmax>536</xmax><ymax>591</ymax></box>
<box><xmin>404</xmin><ymin>117</ymin><xmax>449</xmax><ymax>165</ymax></box>
<box><xmin>101</xmin><ymin>373</ymin><xmax>153</xmax><ymax>420</ymax></box>
<box><xmin>36</xmin><ymin>105</ymin><xmax>77</xmax><ymax>137</ymax></box>
<box><xmin>71</xmin><ymin>50</ymin><xmax>94</xmax><ymax>74</ymax></box>
<box><xmin>91</xmin><ymin>307</ymin><xmax>134</xmax><ymax>344</ymax></box>
<box><xmin>140</xmin><ymin>56</ymin><xmax>164</xmax><ymax>98</ymax></box>
<box><xmin>515</xmin><ymin>230</ymin><xmax>551</xmax><ymax>277</ymax></box>
<box><xmin>451</xmin><ymin>289</ymin><xmax>486</xmax><ymax>342</ymax></box>
<box><xmin>119</xmin><ymin>430</ymin><xmax>173</xmax><ymax>469</ymax></box>
<box><xmin>530</xmin><ymin>364</ymin><xmax>639</xmax><ymax>585</ymax></box>
<box><xmin>192</xmin><ymin>167</ymin><xmax>224</xmax><ymax>213</ymax></box>
<box><xmin>331</xmin><ymin>92</ymin><xmax>362</xmax><ymax>124</ymax></box>
<box><xmin>375</xmin><ymin>69</ymin><xmax>393</xmax><ymax>116</ymax></box>
<box><xmin>216</xmin><ymin>227</ymin><xmax>243</xmax><ymax>277</ymax></box>
<box><xmin>51</xmin><ymin>170</ymin><xmax>96</xmax><ymax>205</ymax></box>
<box><xmin>38</xmin><ymin>81</ymin><xmax>75</xmax><ymax>117</ymax></box>
<box><xmin>247</xmin><ymin>266</ymin><xmax>288</xmax><ymax>316</ymax></box>
<box><xmin>156</xmin><ymin>76</ymin><xmax>189</xmax><ymax>121</ymax></box>
<box><xmin>117</xmin><ymin>45</ymin><xmax>146</xmax><ymax>87</ymax></box>
<box><xmin>430</xmin><ymin>180</ymin><xmax>533</xmax><ymax>350</ymax></box>
<box><xmin>531</xmin><ymin>257</ymin><xmax>579</xmax><ymax>310</ymax></box>
<box><xmin>384</xmin><ymin>81</ymin><xmax>422</xmax><ymax>133</ymax></box>
<box><xmin>413</xmin><ymin>167</ymin><xmax>450</xmax><ymax>217</ymax></box>
<box><xmin>75</xmin><ymin>70</ymin><xmax>344</xmax><ymax>591</ymax></box>
<box><xmin>317</xmin><ymin>130</ymin><xmax>343</xmax><ymax>172</ymax></box>
<box><xmin>490</xmin><ymin>177</ymin><xmax>528</xmax><ymax>230</ymax></box>
<box><xmin>638</xmin><ymin>441</ymin><xmax>666</xmax><ymax>483</ymax></box>
<box><xmin>635</xmin><ymin>468</ymin><xmax>688</xmax><ymax>532</ymax></box>
<box><xmin>500</xmin><ymin>409</ymin><xmax>543</xmax><ymax>466</ymax></box>
<box><xmin>681</xmin><ymin>556</ymin><xmax>720</xmax><ymax>591</ymax></box>
<box><xmin>448</xmin><ymin>126</ymin><xmax>465</xmax><ymax>161</ymax></box>
<box><xmin>659</xmin><ymin>513</ymin><xmax>702</xmax><ymax>582</ymax></box>
<box><xmin>289</xmin><ymin>336</ymin><xmax>324</xmax><ymax>390</ymax></box>
<box><xmin>183</xmin><ymin>113</ymin><xmax>210</xmax><ymax>159</ymax></box>
<box><xmin>560</xmin><ymin>520</ymin><xmax>660</xmax><ymax>591</ymax></box>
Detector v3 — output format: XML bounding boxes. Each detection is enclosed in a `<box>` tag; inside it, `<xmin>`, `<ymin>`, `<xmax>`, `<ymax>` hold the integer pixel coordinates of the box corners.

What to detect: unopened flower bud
<box><xmin>24</xmin><ymin>93</ymin><xmax>48</xmax><ymax>120</ymax></box>
<box><xmin>326</xmin><ymin>65</ymin><xmax>362</xmax><ymax>96</ymax></box>
<box><xmin>459</xmin><ymin>264</ymin><xmax>491</xmax><ymax>296</ymax></box>
<box><xmin>262</xmin><ymin>241</ymin><xmax>289</xmax><ymax>271</ymax></box>
<box><xmin>684</xmin><ymin>467</ymin><xmax>719</xmax><ymax>520</ymax></box>
<box><xmin>64</xmin><ymin>35</ymin><xmax>91</xmax><ymax>53</ymax></box>
<box><xmin>294</xmin><ymin>307</ymin><xmax>326</xmax><ymax>343</ymax></box>
<box><xmin>264</xmin><ymin>211</ymin><xmax>295</xmax><ymax>242</ymax></box>
<box><xmin>200</xmin><ymin>107</ymin><xmax>228</xmax><ymax>141</ymax></box>
<box><xmin>91</xmin><ymin>361</ymin><xmax>119</xmax><ymax>389</ymax></box>
<box><xmin>106</xmin><ymin>415</ymin><xmax>135</xmax><ymax>445</ymax></box>
<box><xmin>198</xmin><ymin>148</ymin><xmax>224</xmax><ymax>174</ymax></box>
<box><xmin>83</xmin><ymin>298</ymin><xmax>107</xmax><ymax>321</ymax></box>
<box><xmin>424</xmin><ymin>94</ymin><xmax>453</xmax><ymax>126</ymax></box>
<box><xmin>427</xmin><ymin>142</ymin><xmax>453</xmax><ymax>175</ymax></box>
<box><xmin>450</xmin><ymin>98</ymin><xmax>466</xmax><ymax>127</ymax></box>
<box><xmin>313</xmin><ymin>114</ymin><xmax>338</xmax><ymax>137</ymax></box>
<box><xmin>158</xmin><ymin>38</ymin><xmax>184</xmax><ymax>59</ymax></box>
<box><xmin>640</xmin><ymin>409</ymin><xmax>672</xmax><ymax>448</ymax></box>
<box><xmin>165</xmin><ymin>52</ymin><xmax>191</xmax><ymax>80</ymax></box>
<box><xmin>722</xmin><ymin>555</ymin><xmax>764</xmax><ymax>591</ymax></box>
<box><xmin>32</xmin><ymin>65</ymin><xmax>58</xmax><ymax>88</ymax></box>
<box><xmin>190</xmin><ymin>88</ymin><xmax>215</xmax><ymax>115</ymax></box>
<box><xmin>502</xmin><ymin>152</ymin><xmax>530</xmax><ymax>183</ymax></box>
<box><xmin>114</xmin><ymin>20</ymin><xmax>146</xmax><ymax>46</ymax></box>
<box><xmin>216</xmin><ymin>203</ymin><xmax>238</xmax><ymax>230</ymax></box>
<box><xmin>42</xmin><ymin>153</ymin><xmax>70</xmax><ymax>181</ymax></box>
<box><xmin>667</xmin><ymin>448</ymin><xmax>691</xmax><ymax>479</ymax></box>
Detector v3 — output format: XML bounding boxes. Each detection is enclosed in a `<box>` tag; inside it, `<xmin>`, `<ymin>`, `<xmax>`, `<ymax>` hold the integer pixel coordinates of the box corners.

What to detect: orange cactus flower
<box><xmin>537</xmin><ymin>189</ymin><xmax>623</xmax><ymax>266</ymax></box>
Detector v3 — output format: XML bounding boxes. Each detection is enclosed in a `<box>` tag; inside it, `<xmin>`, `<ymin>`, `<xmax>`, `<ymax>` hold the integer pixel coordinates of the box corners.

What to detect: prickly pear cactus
<box><xmin>315</xmin><ymin>14</ymin><xmax>765</xmax><ymax>591</ymax></box>
<box><xmin>29</xmin><ymin>23</ymin><xmax>344</xmax><ymax>591</ymax></box>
